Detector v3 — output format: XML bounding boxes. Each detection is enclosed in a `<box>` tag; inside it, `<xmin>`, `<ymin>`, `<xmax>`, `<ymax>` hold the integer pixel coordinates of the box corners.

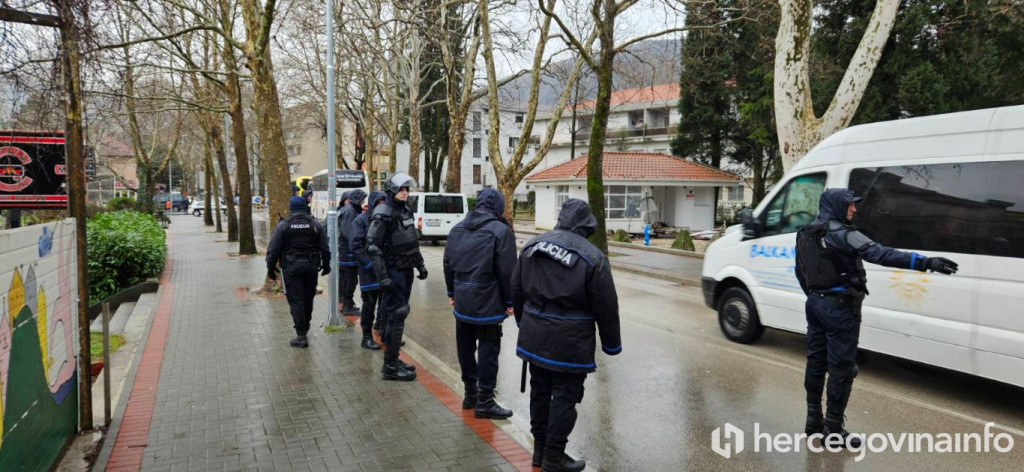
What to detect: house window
<box><xmin>473</xmin><ymin>138</ymin><xmax>481</xmax><ymax>158</ymax></box>
<box><xmin>473</xmin><ymin>165</ymin><xmax>482</xmax><ymax>185</ymax></box>
<box><xmin>604</xmin><ymin>185</ymin><xmax>643</xmax><ymax>219</ymax></box>
<box><xmin>556</xmin><ymin>185</ymin><xmax>569</xmax><ymax>211</ymax></box>
<box><xmin>515</xmin><ymin>113</ymin><xmax>524</xmax><ymax>127</ymax></box>
<box><xmin>473</xmin><ymin>112</ymin><xmax>482</xmax><ymax>132</ymax></box>
<box><xmin>629</xmin><ymin>111</ymin><xmax>644</xmax><ymax>128</ymax></box>
<box><xmin>508</xmin><ymin>137</ymin><xmax>519</xmax><ymax>152</ymax></box>
<box><xmin>727</xmin><ymin>185</ymin><xmax>744</xmax><ymax>201</ymax></box>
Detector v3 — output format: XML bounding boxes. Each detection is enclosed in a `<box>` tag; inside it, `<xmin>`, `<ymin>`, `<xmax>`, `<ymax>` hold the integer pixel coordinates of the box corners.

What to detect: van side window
<box><xmin>761</xmin><ymin>173</ymin><xmax>827</xmax><ymax>236</ymax></box>
<box><xmin>850</xmin><ymin>161</ymin><xmax>1024</xmax><ymax>258</ymax></box>
<box><xmin>425</xmin><ymin>195</ymin><xmax>465</xmax><ymax>214</ymax></box>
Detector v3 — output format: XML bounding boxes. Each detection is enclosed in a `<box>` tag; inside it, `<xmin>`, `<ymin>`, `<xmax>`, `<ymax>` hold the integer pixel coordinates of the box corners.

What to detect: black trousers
<box><xmin>456</xmin><ymin>322</ymin><xmax>502</xmax><ymax>392</ymax></box>
<box><xmin>339</xmin><ymin>265</ymin><xmax>359</xmax><ymax>310</ymax></box>
<box><xmin>360</xmin><ymin>289</ymin><xmax>380</xmax><ymax>338</ymax></box>
<box><xmin>283</xmin><ymin>260</ymin><xmax>318</xmax><ymax>336</ymax></box>
<box><xmin>381</xmin><ymin>267</ymin><xmax>413</xmax><ymax>363</ymax></box>
<box><xmin>529</xmin><ymin>364</ymin><xmax>586</xmax><ymax>455</ymax></box>
<box><xmin>804</xmin><ymin>292</ymin><xmax>863</xmax><ymax>418</ymax></box>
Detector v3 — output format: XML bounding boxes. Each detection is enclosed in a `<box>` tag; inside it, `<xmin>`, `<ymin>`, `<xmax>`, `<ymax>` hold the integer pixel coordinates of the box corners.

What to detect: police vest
<box><xmin>283</xmin><ymin>214</ymin><xmax>320</xmax><ymax>265</ymax></box>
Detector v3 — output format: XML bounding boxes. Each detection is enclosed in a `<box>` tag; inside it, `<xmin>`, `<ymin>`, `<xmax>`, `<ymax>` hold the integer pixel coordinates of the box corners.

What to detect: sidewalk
<box><xmin>98</xmin><ymin>215</ymin><xmax>531</xmax><ymax>471</ymax></box>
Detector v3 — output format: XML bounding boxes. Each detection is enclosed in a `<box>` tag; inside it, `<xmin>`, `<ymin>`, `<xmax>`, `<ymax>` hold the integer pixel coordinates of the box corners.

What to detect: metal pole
<box><xmin>102</xmin><ymin>303</ymin><xmax>112</xmax><ymax>425</ymax></box>
<box><xmin>325</xmin><ymin>0</ymin><xmax>340</xmax><ymax>326</ymax></box>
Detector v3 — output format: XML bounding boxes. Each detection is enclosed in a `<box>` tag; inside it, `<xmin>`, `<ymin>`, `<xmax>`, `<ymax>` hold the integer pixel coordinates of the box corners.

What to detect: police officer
<box><xmin>266</xmin><ymin>196</ymin><xmax>332</xmax><ymax>348</ymax></box>
<box><xmin>795</xmin><ymin>188</ymin><xmax>958</xmax><ymax>448</ymax></box>
<box><xmin>366</xmin><ymin>173</ymin><xmax>427</xmax><ymax>381</ymax></box>
<box><xmin>443</xmin><ymin>188</ymin><xmax>517</xmax><ymax>419</ymax></box>
<box><xmin>350</xmin><ymin>190</ymin><xmax>387</xmax><ymax>350</ymax></box>
<box><xmin>338</xmin><ymin>189</ymin><xmax>366</xmax><ymax>314</ymax></box>
<box><xmin>512</xmin><ymin>199</ymin><xmax>621</xmax><ymax>472</ymax></box>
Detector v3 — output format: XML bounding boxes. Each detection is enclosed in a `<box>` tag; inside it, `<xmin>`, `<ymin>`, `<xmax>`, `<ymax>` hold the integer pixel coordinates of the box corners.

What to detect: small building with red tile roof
<box><xmin>525</xmin><ymin>151</ymin><xmax>741</xmax><ymax>231</ymax></box>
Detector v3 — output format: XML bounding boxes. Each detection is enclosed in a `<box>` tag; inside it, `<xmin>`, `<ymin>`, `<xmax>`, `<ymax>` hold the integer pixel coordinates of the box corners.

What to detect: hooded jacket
<box><xmin>338</xmin><ymin>189</ymin><xmax>367</xmax><ymax>267</ymax></box>
<box><xmin>350</xmin><ymin>190</ymin><xmax>386</xmax><ymax>289</ymax></box>
<box><xmin>443</xmin><ymin>188</ymin><xmax>517</xmax><ymax>325</ymax></box>
<box><xmin>795</xmin><ymin>188</ymin><xmax>929</xmax><ymax>294</ymax></box>
<box><xmin>512</xmin><ymin>198</ymin><xmax>621</xmax><ymax>373</ymax></box>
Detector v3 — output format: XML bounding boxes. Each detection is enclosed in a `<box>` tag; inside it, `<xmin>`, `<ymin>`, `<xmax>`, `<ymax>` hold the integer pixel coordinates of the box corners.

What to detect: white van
<box><xmin>701</xmin><ymin>106</ymin><xmax>1024</xmax><ymax>388</ymax></box>
<box><xmin>408</xmin><ymin>192</ymin><xmax>468</xmax><ymax>241</ymax></box>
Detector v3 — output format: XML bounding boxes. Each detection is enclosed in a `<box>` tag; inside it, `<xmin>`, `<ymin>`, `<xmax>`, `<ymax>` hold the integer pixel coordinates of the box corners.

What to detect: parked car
<box><xmin>189</xmin><ymin>199</ymin><xmax>227</xmax><ymax>217</ymax></box>
<box><xmin>407</xmin><ymin>192</ymin><xmax>467</xmax><ymax>242</ymax></box>
<box><xmin>154</xmin><ymin>193</ymin><xmax>189</xmax><ymax>212</ymax></box>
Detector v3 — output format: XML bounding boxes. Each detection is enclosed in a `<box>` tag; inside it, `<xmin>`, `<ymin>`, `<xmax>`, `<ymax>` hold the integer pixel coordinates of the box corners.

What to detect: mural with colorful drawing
<box><xmin>0</xmin><ymin>219</ymin><xmax>79</xmax><ymax>471</ymax></box>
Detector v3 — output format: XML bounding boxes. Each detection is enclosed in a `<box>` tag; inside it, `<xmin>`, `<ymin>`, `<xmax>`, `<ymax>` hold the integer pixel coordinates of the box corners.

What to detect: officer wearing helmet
<box><xmin>366</xmin><ymin>172</ymin><xmax>427</xmax><ymax>381</ymax></box>
<box><xmin>266</xmin><ymin>196</ymin><xmax>332</xmax><ymax>348</ymax></box>
<box><xmin>338</xmin><ymin>189</ymin><xmax>367</xmax><ymax>314</ymax></box>
<box><xmin>795</xmin><ymin>188</ymin><xmax>958</xmax><ymax>449</ymax></box>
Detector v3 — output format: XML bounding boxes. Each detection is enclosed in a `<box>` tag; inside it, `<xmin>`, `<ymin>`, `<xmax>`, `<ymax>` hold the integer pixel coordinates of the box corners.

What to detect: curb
<box><xmin>609</xmin><ymin>262</ymin><xmax>699</xmax><ymax>286</ymax></box>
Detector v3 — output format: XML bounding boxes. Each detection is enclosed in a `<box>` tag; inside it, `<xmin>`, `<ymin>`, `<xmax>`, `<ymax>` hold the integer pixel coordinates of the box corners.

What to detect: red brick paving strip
<box><xmin>105</xmin><ymin>237</ymin><xmax>175</xmax><ymax>472</ymax></box>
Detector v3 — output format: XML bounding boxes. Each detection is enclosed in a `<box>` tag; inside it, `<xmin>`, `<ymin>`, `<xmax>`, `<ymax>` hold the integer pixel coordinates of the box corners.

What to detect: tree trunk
<box><xmin>223</xmin><ymin>43</ymin><xmax>256</xmax><ymax>254</ymax></box>
<box><xmin>444</xmin><ymin>112</ymin><xmax>466</xmax><ymax>192</ymax></box>
<box><xmin>585</xmin><ymin>12</ymin><xmax>617</xmax><ymax>254</ymax></box>
<box><xmin>210</xmin><ymin>120</ymin><xmax>238</xmax><ymax>241</ymax></box>
<box><xmin>203</xmin><ymin>153</ymin><xmax>214</xmax><ymax>226</ymax></box>
<box><xmin>775</xmin><ymin>0</ymin><xmax>899</xmax><ymax>171</ymax></box>
<box><xmin>204</xmin><ymin>137</ymin><xmax>223</xmax><ymax>232</ymax></box>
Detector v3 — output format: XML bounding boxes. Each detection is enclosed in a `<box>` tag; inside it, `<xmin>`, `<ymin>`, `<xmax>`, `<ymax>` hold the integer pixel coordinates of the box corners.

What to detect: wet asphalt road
<box><xmin>403</xmin><ymin>243</ymin><xmax>1024</xmax><ymax>472</ymax></box>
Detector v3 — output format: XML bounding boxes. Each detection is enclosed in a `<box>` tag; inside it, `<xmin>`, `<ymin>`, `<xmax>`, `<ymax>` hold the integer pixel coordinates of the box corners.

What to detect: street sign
<box><xmin>0</xmin><ymin>131</ymin><xmax>68</xmax><ymax>209</ymax></box>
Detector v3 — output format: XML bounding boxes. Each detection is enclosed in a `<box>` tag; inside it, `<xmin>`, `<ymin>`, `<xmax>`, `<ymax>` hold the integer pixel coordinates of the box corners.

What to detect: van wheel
<box><xmin>192</xmin><ymin>210</ymin><xmax>201</xmax><ymax>217</ymax></box>
<box><xmin>718</xmin><ymin>287</ymin><xmax>764</xmax><ymax>344</ymax></box>
<box><xmin>172</xmin><ymin>206</ymin><xmax>181</xmax><ymax>212</ymax></box>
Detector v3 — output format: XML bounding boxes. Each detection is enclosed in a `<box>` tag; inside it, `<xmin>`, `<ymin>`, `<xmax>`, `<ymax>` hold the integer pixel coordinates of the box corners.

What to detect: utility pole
<box><xmin>325</xmin><ymin>0</ymin><xmax>340</xmax><ymax>326</ymax></box>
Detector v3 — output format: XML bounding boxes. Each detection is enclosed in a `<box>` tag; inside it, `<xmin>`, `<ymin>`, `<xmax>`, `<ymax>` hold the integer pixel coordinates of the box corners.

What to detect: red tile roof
<box><xmin>526</xmin><ymin>152</ymin><xmax>741</xmax><ymax>182</ymax></box>
<box><xmin>574</xmin><ymin>84</ymin><xmax>680</xmax><ymax>110</ymax></box>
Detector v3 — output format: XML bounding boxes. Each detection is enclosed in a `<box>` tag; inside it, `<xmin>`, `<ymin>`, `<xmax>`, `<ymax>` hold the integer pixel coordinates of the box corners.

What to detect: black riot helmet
<box><xmin>385</xmin><ymin>172</ymin><xmax>417</xmax><ymax>197</ymax></box>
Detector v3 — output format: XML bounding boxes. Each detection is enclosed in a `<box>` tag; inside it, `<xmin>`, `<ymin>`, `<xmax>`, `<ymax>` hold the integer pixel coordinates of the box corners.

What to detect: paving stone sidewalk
<box><xmin>104</xmin><ymin>216</ymin><xmax>522</xmax><ymax>472</ymax></box>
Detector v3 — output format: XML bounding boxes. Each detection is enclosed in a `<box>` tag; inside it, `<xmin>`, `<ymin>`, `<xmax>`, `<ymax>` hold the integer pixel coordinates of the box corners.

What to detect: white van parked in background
<box><xmin>408</xmin><ymin>192</ymin><xmax>467</xmax><ymax>241</ymax></box>
<box><xmin>701</xmin><ymin>105</ymin><xmax>1024</xmax><ymax>388</ymax></box>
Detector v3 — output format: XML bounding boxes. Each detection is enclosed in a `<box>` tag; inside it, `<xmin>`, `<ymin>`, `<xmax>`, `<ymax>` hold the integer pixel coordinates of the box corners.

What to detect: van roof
<box><xmin>792</xmin><ymin>105</ymin><xmax>1024</xmax><ymax>172</ymax></box>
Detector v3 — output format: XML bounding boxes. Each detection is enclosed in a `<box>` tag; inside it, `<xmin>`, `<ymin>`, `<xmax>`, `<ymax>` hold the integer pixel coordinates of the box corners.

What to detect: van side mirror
<box><xmin>738</xmin><ymin>208</ymin><xmax>760</xmax><ymax>239</ymax></box>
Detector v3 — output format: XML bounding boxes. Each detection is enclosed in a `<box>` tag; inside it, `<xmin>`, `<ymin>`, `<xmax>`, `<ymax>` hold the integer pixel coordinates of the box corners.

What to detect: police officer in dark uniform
<box><xmin>266</xmin><ymin>196</ymin><xmax>332</xmax><ymax>348</ymax></box>
<box><xmin>338</xmin><ymin>189</ymin><xmax>367</xmax><ymax>314</ymax></box>
<box><xmin>443</xmin><ymin>188</ymin><xmax>517</xmax><ymax>419</ymax></box>
<box><xmin>795</xmin><ymin>188</ymin><xmax>958</xmax><ymax>448</ymax></box>
<box><xmin>366</xmin><ymin>173</ymin><xmax>427</xmax><ymax>381</ymax></box>
<box><xmin>350</xmin><ymin>190</ymin><xmax>387</xmax><ymax>350</ymax></box>
<box><xmin>512</xmin><ymin>199</ymin><xmax>621</xmax><ymax>472</ymax></box>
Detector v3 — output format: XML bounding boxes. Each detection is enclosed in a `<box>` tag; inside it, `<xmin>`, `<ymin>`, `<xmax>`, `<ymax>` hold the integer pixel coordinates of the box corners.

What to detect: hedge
<box><xmin>86</xmin><ymin>211</ymin><xmax>166</xmax><ymax>305</ymax></box>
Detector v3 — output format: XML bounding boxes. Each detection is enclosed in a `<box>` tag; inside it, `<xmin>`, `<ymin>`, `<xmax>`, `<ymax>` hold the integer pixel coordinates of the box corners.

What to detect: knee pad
<box><xmin>392</xmin><ymin>302</ymin><xmax>410</xmax><ymax>320</ymax></box>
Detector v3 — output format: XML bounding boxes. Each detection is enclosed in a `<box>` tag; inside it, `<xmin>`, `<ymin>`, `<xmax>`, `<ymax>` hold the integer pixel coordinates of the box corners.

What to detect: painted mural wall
<box><xmin>0</xmin><ymin>219</ymin><xmax>79</xmax><ymax>471</ymax></box>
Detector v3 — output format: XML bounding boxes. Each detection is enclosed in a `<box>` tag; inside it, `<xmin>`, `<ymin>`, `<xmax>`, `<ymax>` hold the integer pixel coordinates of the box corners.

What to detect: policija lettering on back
<box><xmin>528</xmin><ymin>241</ymin><xmax>576</xmax><ymax>267</ymax></box>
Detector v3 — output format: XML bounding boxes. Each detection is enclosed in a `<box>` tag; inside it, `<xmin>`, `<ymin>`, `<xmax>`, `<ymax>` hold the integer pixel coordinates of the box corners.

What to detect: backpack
<box><xmin>795</xmin><ymin>222</ymin><xmax>845</xmax><ymax>291</ymax></box>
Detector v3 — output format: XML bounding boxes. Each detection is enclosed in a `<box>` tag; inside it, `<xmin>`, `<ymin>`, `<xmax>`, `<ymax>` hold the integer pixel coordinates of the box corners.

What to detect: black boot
<box><xmin>541</xmin><ymin>450</ymin><xmax>585</xmax><ymax>472</ymax></box>
<box><xmin>824</xmin><ymin>414</ymin><xmax>861</xmax><ymax>449</ymax></box>
<box><xmin>397</xmin><ymin>359</ymin><xmax>416</xmax><ymax>371</ymax></box>
<box><xmin>381</xmin><ymin>361</ymin><xmax>417</xmax><ymax>381</ymax></box>
<box><xmin>342</xmin><ymin>304</ymin><xmax>361</xmax><ymax>315</ymax></box>
<box><xmin>474</xmin><ymin>390</ymin><xmax>512</xmax><ymax>419</ymax></box>
<box><xmin>289</xmin><ymin>335</ymin><xmax>308</xmax><ymax>348</ymax></box>
<box><xmin>462</xmin><ymin>384</ymin><xmax>478</xmax><ymax>410</ymax></box>
<box><xmin>361</xmin><ymin>336</ymin><xmax>381</xmax><ymax>350</ymax></box>
<box><xmin>532</xmin><ymin>438</ymin><xmax>546</xmax><ymax>467</ymax></box>
<box><xmin>805</xmin><ymin>402</ymin><xmax>823</xmax><ymax>434</ymax></box>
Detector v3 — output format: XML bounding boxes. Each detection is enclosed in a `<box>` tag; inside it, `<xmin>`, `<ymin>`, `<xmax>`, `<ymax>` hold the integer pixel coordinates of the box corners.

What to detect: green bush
<box><xmin>672</xmin><ymin>230</ymin><xmax>696</xmax><ymax>251</ymax></box>
<box><xmin>106</xmin><ymin>196</ymin><xmax>136</xmax><ymax>212</ymax></box>
<box><xmin>87</xmin><ymin>211</ymin><xmax>166</xmax><ymax>304</ymax></box>
<box><xmin>467</xmin><ymin>197</ymin><xmax>478</xmax><ymax>210</ymax></box>
<box><xmin>612</xmin><ymin>229</ymin><xmax>632</xmax><ymax>243</ymax></box>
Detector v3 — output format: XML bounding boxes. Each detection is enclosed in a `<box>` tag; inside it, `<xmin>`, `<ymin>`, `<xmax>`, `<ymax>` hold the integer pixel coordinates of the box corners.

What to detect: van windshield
<box><xmin>424</xmin><ymin>195</ymin><xmax>464</xmax><ymax>214</ymax></box>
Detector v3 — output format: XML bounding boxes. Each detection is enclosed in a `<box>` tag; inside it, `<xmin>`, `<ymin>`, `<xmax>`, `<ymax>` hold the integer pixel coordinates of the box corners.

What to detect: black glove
<box><xmin>321</xmin><ymin>265</ymin><xmax>331</xmax><ymax>276</ymax></box>
<box><xmin>267</xmin><ymin>268</ymin><xmax>277</xmax><ymax>280</ymax></box>
<box><xmin>926</xmin><ymin>257</ymin><xmax>958</xmax><ymax>275</ymax></box>
<box><xmin>416</xmin><ymin>265</ymin><xmax>428</xmax><ymax>280</ymax></box>
<box><xmin>378</xmin><ymin>276</ymin><xmax>393</xmax><ymax>289</ymax></box>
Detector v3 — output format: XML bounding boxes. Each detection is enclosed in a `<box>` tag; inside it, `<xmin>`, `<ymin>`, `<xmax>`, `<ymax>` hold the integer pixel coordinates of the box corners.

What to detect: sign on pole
<box><xmin>0</xmin><ymin>131</ymin><xmax>68</xmax><ymax>209</ymax></box>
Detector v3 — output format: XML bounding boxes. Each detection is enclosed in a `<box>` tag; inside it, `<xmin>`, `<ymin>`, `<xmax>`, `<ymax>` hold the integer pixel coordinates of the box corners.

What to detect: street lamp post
<box><xmin>325</xmin><ymin>0</ymin><xmax>340</xmax><ymax>326</ymax></box>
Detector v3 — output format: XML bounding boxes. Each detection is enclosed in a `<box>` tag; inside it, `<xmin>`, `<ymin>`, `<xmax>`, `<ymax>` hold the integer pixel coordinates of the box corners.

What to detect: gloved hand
<box><xmin>926</xmin><ymin>257</ymin><xmax>958</xmax><ymax>275</ymax></box>
<box><xmin>321</xmin><ymin>265</ymin><xmax>332</xmax><ymax>276</ymax></box>
<box><xmin>378</xmin><ymin>276</ymin><xmax>394</xmax><ymax>289</ymax></box>
<box><xmin>267</xmin><ymin>268</ymin><xmax>277</xmax><ymax>280</ymax></box>
<box><xmin>416</xmin><ymin>265</ymin><xmax>428</xmax><ymax>280</ymax></box>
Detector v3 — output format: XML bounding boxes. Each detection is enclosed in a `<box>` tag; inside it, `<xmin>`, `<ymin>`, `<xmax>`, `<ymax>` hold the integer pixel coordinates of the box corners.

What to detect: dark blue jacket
<box><xmin>443</xmin><ymin>188</ymin><xmax>517</xmax><ymax>325</ymax></box>
<box><xmin>796</xmin><ymin>188</ymin><xmax>930</xmax><ymax>294</ymax></box>
<box><xmin>350</xmin><ymin>190</ymin><xmax>386</xmax><ymax>290</ymax></box>
<box><xmin>338</xmin><ymin>189</ymin><xmax>367</xmax><ymax>268</ymax></box>
<box><xmin>512</xmin><ymin>199</ymin><xmax>621</xmax><ymax>373</ymax></box>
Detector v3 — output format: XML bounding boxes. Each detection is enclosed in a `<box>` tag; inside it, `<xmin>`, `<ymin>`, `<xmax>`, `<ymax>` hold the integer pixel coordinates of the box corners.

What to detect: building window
<box><xmin>473</xmin><ymin>112</ymin><xmax>482</xmax><ymax>132</ymax></box>
<box><xmin>727</xmin><ymin>185</ymin><xmax>744</xmax><ymax>201</ymax></box>
<box><xmin>508</xmin><ymin>136</ymin><xmax>519</xmax><ymax>152</ymax></box>
<box><xmin>556</xmin><ymin>185</ymin><xmax>569</xmax><ymax>211</ymax></box>
<box><xmin>515</xmin><ymin>113</ymin><xmax>524</xmax><ymax>127</ymax></box>
<box><xmin>473</xmin><ymin>138</ymin><xmax>481</xmax><ymax>158</ymax></box>
<box><xmin>629</xmin><ymin>111</ymin><xmax>644</xmax><ymax>128</ymax></box>
<box><xmin>473</xmin><ymin>165</ymin><xmax>481</xmax><ymax>184</ymax></box>
<box><xmin>604</xmin><ymin>185</ymin><xmax>643</xmax><ymax>219</ymax></box>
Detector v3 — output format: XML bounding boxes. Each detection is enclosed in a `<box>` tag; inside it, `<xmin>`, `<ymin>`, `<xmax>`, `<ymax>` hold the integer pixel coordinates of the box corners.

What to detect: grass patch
<box><xmin>90</xmin><ymin>332</ymin><xmax>126</xmax><ymax>359</ymax></box>
<box><xmin>324</xmin><ymin>325</ymin><xmax>345</xmax><ymax>333</ymax></box>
